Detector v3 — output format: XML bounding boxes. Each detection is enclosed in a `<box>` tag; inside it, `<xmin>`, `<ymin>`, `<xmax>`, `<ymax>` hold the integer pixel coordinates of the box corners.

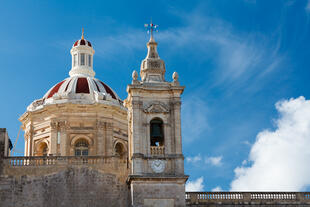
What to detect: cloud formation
<box><xmin>186</xmin><ymin>154</ymin><xmax>223</xmax><ymax>167</ymax></box>
<box><xmin>205</xmin><ymin>156</ymin><xmax>223</xmax><ymax>166</ymax></box>
<box><xmin>212</xmin><ymin>186</ymin><xmax>223</xmax><ymax>192</ymax></box>
<box><xmin>186</xmin><ymin>177</ymin><xmax>204</xmax><ymax>192</ymax></box>
<box><xmin>306</xmin><ymin>0</ymin><xmax>310</xmax><ymax>12</ymax></box>
<box><xmin>231</xmin><ymin>96</ymin><xmax>310</xmax><ymax>191</ymax></box>
<box><xmin>91</xmin><ymin>10</ymin><xmax>283</xmax><ymax>93</ymax></box>
<box><xmin>186</xmin><ymin>154</ymin><xmax>202</xmax><ymax>163</ymax></box>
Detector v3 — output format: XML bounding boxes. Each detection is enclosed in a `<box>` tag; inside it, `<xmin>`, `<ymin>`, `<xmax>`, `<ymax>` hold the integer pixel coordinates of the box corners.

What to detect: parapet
<box><xmin>186</xmin><ymin>192</ymin><xmax>310</xmax><ymax>206</ymax></box>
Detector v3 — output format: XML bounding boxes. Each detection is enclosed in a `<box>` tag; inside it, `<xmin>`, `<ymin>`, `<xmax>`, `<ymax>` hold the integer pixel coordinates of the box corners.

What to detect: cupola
<box><xmin>69</xmin><ymin>29</ymin><xmax>95</xmax><ymax>77</ymax></box>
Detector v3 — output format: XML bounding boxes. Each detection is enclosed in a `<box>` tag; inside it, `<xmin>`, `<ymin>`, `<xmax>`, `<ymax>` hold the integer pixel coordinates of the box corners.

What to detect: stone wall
<box><xmin>129</xmin><ymin>177</ymin><xmax>187</xmax><ymax>207</ymax></box>
<box><xmin>0</xmin><ymin>156</ymin><xmax>129</xmax><ymax>207</ymax></box>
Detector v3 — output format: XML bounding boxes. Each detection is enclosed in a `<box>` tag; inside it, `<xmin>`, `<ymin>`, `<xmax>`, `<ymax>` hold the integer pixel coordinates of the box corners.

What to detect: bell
<box><xmin>151</xmin><ymin>123</ymin><xmax>162</xmax><ymax>138</ymax></box>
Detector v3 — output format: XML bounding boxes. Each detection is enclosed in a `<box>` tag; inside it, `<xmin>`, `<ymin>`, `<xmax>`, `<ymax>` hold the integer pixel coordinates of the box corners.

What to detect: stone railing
<box><xmin>186</xmin><ymin>192</ymin><xmax>310</xmax><ymax>205</ymax></box>
<box><xmin>150</xmin><ymin>146</ymin><xmax>165</xmax><ymax>155</ymax></box>
<box><xmin>3</xmin><ymin>155</ymin><xmax>126</xmax><ymax>166</ymax></box>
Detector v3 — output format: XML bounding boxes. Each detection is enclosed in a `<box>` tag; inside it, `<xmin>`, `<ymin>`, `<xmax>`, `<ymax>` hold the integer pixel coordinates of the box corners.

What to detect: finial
<box><xmin>81</xmin><ymin>28</ymin><xmax>84</xmax><ymax>40</ymax></box>
<box><xmin>172</xmin><ymin>72</ymin><xmax>179</xmax><ymax>85</ymax></box>
<box><xmin>172</xmin><ymin>72</ymin><xmax>178</xmax><ymax>82</ymax></box>
<box><xmin>144</xmin><ymin>20</ymin><xmax>158</xmax><ymax>41</ymax></box>
<box><xmin>132</xmin><ymin>70</ymin><xmax>139</xmax><ymax>84</ymax></box>
<box><xmin>132</xmin><ymin>70</ymin><xmax>138</xmax><ymax>80</ymax></box>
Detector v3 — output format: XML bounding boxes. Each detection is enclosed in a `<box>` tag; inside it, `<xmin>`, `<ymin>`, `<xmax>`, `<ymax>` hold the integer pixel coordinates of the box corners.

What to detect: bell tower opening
<box><xmin>150</xmin><ymin>118</ymin><xmax>164</xmax><ymax>147</ymax></box>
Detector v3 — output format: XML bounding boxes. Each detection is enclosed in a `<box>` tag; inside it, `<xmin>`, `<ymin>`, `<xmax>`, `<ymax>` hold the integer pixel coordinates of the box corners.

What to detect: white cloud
<box><xmin>231</xmin><ymin>96</ymin><xmax>310</xmax><ymax>191</ymax></box>
<box><xmin>205</xmin><ymin>156</ymin><xmax>223</xmax><ymax>166</ymax></box>
<box><xmin>186</xmin><ymin>177</ymin><xmax>204</xmax><ymax>192</ymax></box>
<box><xmin>306</xmin><ymin>0</ymin><xmax>310</xmax><ymax>12</ymax></box>
<box><xmin>242</xmin><ymin>140</ymin><xmax>251</xmax><ymax>146</ymax></box>
<box><xmin>212</xmin><ymin>186</ymin><xmax>223</xmax><ymax>192</ymax></box>
<box><xmin>186</xmin><ymin>154</ymin><xmax>202</xmax><ymax>163</ymax></box>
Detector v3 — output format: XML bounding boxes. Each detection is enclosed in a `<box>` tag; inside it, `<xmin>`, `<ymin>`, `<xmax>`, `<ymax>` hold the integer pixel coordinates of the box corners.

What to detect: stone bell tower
<box><xmin>125</xmin><ymin>23</ymin><xmax>188</xmax><ymax>207</ymax></box>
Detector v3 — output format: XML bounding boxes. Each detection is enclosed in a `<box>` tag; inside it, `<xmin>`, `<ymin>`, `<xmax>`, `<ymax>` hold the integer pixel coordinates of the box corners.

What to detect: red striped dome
<box><xmin>73</xmin><ymin>39</ymin><xmax>92</xmax><ymax>47</ymax></box>
<box><xmin>41</xmin><ymin>76</ymin><xmax>122</xmax><ymax>104</ymax></box>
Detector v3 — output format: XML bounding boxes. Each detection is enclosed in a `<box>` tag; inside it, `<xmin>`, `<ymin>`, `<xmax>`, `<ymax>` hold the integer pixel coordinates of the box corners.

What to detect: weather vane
<box><xmin>144</xmin><ymin>21</ymin><xmax>158</xmax><ymax>38</ymax></box>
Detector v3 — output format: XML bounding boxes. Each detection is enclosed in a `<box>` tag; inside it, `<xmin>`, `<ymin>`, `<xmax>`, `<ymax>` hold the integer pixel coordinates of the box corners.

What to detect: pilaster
<box><xmin>96</xmin><ymin>121</ymin><xmax>105</xmax><ymax>155</ymax></box>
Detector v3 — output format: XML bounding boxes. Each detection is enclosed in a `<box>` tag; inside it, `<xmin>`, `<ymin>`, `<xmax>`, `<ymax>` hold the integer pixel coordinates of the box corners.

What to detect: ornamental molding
<box><xmin>143</xmin><ymin>102</ymin><xmax>169</xmax><ymax>114</ymax></box>
<box><xmin>96</xmin><ymin>121</ymin><xmax>105</xmax><ymax>129</ymax></box>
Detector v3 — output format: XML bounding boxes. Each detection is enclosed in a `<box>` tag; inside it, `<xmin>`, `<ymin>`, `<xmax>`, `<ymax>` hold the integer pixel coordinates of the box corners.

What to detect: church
<box><xmin>0</xmin><ymin>26</ymin><xmax>309</xmax><ymax>207</ymax></box>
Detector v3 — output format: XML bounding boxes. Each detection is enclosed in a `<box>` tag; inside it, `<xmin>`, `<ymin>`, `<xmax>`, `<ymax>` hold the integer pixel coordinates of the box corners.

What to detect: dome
<box><xmin>73</xmin><ymin>38</ymin><xmax>92</xmax><ymax>48</ymax></box>
<box><xmin>28</xmin><ymin>76</ymin><xmax>122</xmax><ymax>111</ymax></box>
<box><xmin>27</xmin><ymin>31</ymin><xmax>124</xmax><ymax>111</ymax></box>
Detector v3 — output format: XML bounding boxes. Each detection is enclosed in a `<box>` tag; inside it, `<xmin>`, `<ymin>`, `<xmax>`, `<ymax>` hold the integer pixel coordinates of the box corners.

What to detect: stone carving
<box><xmin>33</xmin><ymin>98</ymin><xmax>45</xmax><ymax>107</ymax></box>
<box><xmin>59</xmin><ymin>121</ymin><xmax>70</xmax><ymax>130</ymax></box>
<box><xmin>50</xmin><ymin>122</ymin><xmax>58</xmax><ymax>130</ymax></box>
<box><xmin>96</xmin><ymin>121</ymin><xmax>105</xmax><ymax>129</ymax></box>
<box><xmin>144</xmin><ymin>102</ymin><xmax>169</xmax><ymax>114</ymax></box>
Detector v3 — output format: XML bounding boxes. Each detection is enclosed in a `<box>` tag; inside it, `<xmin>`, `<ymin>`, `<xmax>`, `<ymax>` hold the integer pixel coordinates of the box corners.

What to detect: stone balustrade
<box><xmin>3</xmin><ymin>155</ymin><xmax>126</xmax><ymax>166</ymax></box>
<box><xmin>186</xmin><ymin>192</ymin><xmax>310</xmax><ymax>205</ymax></box>
<box><xmin>150</xmin><ymin>146</ymin><xmax>165</xmax><ymax>155</ymax></box>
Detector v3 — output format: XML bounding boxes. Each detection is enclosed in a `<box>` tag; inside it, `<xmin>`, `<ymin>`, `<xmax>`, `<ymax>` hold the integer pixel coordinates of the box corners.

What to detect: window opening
<box><xmin>88</xmin><ymin>54</ymin><xmax>91</xmax><ymax>67</ymax></box>
<box><xmin>115</xmin><ymin>143</ymin><xmax>125</xmax><ymax>159</ymax></box>
<box><xmin>73</xmin><ymin>54</ymin><xmax>77</xmax><ymax>66</ymax></box>
<box><xmin>80</xmin><ymin>53</ymin><xmax>85</xmax><ymax>65</ymax></box>
<box><xmin>75</xmin><ymin>139</ymin><xmax>89</xmax><ymax>156</ymax></box>
<box><xmin>150</xmin><ymin>118</ymin><xmax>164</xmax><ymax>146</ymax></box>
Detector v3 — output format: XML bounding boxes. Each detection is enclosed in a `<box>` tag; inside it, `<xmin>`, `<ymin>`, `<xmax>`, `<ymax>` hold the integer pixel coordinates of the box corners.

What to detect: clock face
<box><xmin>151</xmin><ymin>159</ymin><xmax>165</xmax><ymax>173</ymax></box>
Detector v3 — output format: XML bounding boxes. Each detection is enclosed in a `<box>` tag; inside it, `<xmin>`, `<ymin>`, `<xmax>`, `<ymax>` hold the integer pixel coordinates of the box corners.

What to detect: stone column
<box><xmin>24</xmin><ymin>138</ymin><xmax>28</xmax><ymax>156</ymax></box>
<box><xmin>50</xmin><ymin>121</ymin><xmax>58</xmax><ymax>155</ymax></box>
<box><xmin>173</xmin><ymin>99</ymin><xmax>182</xmax><ymax>155</ymax></box>
<box><xmin>131</xmin><ymin>100</ymin><xmax>142</xmax><ymax>155</ymax></box>
<box><xmin>59</xmin><ymin>121</ymin><xmax>68</xmax><ymax>156</ymax></box>
<box><xmin>145</xmin><ymin>123</ymin><xmax>150</xmax><ymax>155</ymax></box>
<box><xmin>96</xmin><ymin>121</ymin><xmax>105</xmax><ymax>155</ymax></box>
<box><xmin>27</xmin><ymin>126</ymin><xmax>34</xmax><ymax>156</ymax></box>
<box><xmin>164</xmin><ymin>123</ymin><xmax>171</xmax><ymax>154</ymax></box>
<box><xmin>105</xmin><ymin>122</ymin><xmax>113</xmax><ymax>156</ymax></box>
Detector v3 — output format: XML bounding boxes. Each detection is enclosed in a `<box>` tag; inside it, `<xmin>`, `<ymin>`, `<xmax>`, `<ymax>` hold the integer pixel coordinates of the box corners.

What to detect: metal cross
<box><xmin>81</xmin><ymin>28</ymin><xmax>84</xmax><ymax>40</ymax></box>
<box><xmin>144</xmin><ymin>21</ymin><xmax>158</xmax><ymax>38</ymax></box>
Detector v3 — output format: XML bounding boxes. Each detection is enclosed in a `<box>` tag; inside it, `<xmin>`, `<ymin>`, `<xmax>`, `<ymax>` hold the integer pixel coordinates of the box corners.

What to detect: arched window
<box><xmin>73</xmin><ymin>54</ymin><xmax>77</xmax><ymax>67</ymax></box>
<box><xmin>150</xmin><ymin>118</ymin><xmax>164</xmax><ymax>146</ymax></box>
<box><xmin>115</xmin><ymin>142</ymin><xmax>125</xmax><ymax>159</ymax></box>
<box><xmin>80</xmin><ymin>53</ymin><xmax>85</xmax><ymax>65</ymax></box>
<box><xmin>75</xmin><ymin>139</ymin><xmax>89</xmax><ymax>156</ymax></box>
<box><xmin>37</xmin><ymin>142</ymin><xmax>48</xmax><ymax>156</ymax></box>
<box><xmin>88</xmin><ymin>54</ymin><xmax>92</xmax><ymax>67</ymax></box>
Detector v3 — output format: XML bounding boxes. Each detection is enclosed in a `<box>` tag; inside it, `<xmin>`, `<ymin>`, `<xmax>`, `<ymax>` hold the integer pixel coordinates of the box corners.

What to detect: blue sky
<box><xmin>1</xmin><ymin>0</ymin><xmax>310</xmax><ymax>191</ymax></box>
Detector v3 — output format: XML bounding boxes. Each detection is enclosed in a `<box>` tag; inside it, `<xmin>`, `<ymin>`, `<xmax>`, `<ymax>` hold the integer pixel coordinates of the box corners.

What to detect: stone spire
<box><xmin>140</xmin><ymin>23</ymin><xmax>165</xmax><ymax>82</ymax></box>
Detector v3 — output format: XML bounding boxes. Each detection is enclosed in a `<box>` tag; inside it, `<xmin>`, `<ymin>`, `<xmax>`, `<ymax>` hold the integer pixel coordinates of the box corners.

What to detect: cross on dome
<box><xmin>81</xmin><ymin>28</ymin><xmax>84</xmax><ymax>40</ymax></box>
